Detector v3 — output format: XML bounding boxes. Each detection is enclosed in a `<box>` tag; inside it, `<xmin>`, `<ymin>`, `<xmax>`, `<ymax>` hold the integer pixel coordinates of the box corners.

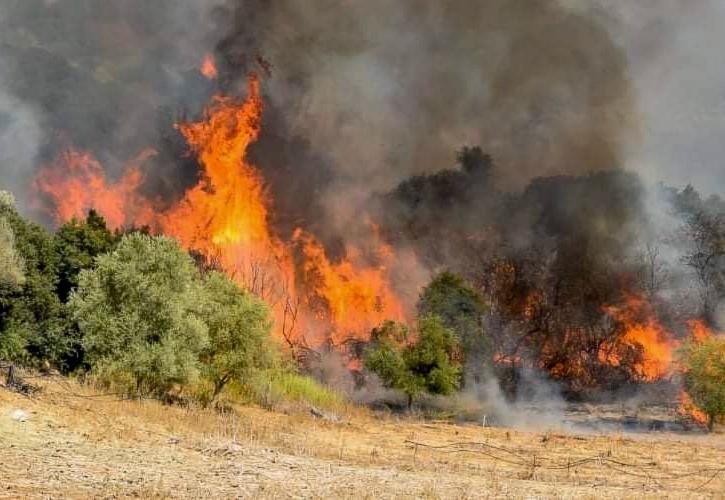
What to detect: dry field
<box><xmin>1</xmin><ymin>376</ymin><xmax>724</xmax><ymax>499</ymax></box>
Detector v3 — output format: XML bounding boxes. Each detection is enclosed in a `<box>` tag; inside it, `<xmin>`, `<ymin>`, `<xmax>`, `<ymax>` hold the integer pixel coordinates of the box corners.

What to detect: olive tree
<box><xmin>70</xmin><ymin>234</ymin><xmax>208</xmax><ymax>397</ymax></box>
<box><xmin>198</xmin><ymin>271</ymin><xmax>276</xmax><ymax>405</ymax></box>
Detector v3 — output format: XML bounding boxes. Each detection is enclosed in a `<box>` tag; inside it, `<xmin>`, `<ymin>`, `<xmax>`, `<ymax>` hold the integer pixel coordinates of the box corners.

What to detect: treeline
<box><xmin>0</xmin><ymin>191</ymin><xmax>300</xmax><ymax>407</ymax></box>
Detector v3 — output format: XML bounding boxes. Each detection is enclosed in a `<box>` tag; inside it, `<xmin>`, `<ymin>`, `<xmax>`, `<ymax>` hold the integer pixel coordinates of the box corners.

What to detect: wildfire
<box><xmin>686</xmin><ymin>319</ymin><xmax>715</xmax><ymax>342</ymax></box>
<box><xmin>200</xmin><ymin>54</ymin><xmax>218</xmax><ymax>80</ymax></box>
<box><xmin>600</xmin><ymin>293</ymin><xmax>676</xmax><ymax>381</ymax></box>
<box><xmin>678</xmin><ymin>390</ymin><xmax>709</xmax><ymax>426</ymax></box>
<box><xmin>33</xmin><ymin>148</ymin><xmax>156</xmax><ymax>229</ymax></box>
<box><xmin>293</xmin><ymin>229</ymin><xmax>405</xmax><ymax>343</ymax></box>
<box><xmin>33</xmin><ymin>75</ymin><xmax>408</xmax><ymax>348</ymax></box>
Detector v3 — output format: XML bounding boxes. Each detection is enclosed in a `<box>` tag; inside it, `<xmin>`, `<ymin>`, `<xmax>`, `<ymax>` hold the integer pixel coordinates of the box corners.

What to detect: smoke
<box><xmin>213</xmin><ymin>0</ymin><xmax>637</xmax><ymax>241</ymax></box>
<box><xmin>0</xmin><ymin>0</ymin><xmax>225</xmax><ymax>214</ymax></box>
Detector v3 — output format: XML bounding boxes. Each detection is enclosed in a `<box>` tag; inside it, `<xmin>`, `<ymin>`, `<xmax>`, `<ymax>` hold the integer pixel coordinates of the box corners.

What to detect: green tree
<box><xmin>0</xmin><ymin>214</ymin><xmax>26</xmax><ymax>360</ymax></box>
<box><xmin>198</xmin><ymin>271</ymin><xmax>276</xmax><ymax>406</ymax></box>
<box><xmin>679</xmin><ymin>337</ymin><xmax>725</xmax><ymax>431</ymax></box>
<box><xmin>365</xmin><ymin>315</ymin><xmax>462</xmax><ymax>409</ymax></box>
<box><xmin>0</xmin><ymin>216</ymin><xmax>25</xmax><ymax>289</ymax></box>
<box><xmin>417</xmin><ymin>272</ymin><xmax>488</xmax><ymax>376</ymax></box>
<box><xmin>0</xmin><ymin>191</ymin><xmax>65</xmax><ymax>365</ymax></box>
<box><xmin>54</xmin><ymin>209</ymin><xmax>118</xmax><ymax>302</ymax></box>
<box><xmin>70</xmin><ymin>234</ymin><xmax>208</xmax><ymax>397</ymax></box>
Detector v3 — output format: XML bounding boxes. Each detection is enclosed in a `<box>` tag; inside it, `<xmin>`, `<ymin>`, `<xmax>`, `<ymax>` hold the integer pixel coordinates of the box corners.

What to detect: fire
<box><xmin>678</xmin><ymin>390</ymin><xmax>709</xmax><ymax>426</ymax></box>
<box><xmin>600</xmin><ymin>293</ymin><xmax>676</xmax><ymax>381</ymax></box>
<box><xmin>293</xmin><ymin>229</ymin><xmax>405</xmax><ymax>343</ymax></box>
<box><xmin>33</xmin><ymin>75</ymin><xmax>408</xmax><ymax>348</ymax></box>
<box><xmin>686</xmin><ymin>319</ymin><xmax>715</xmax><ymax>342</ymax></box>
<box><xmin>33</xmin><ymin>148</ymin><xmax>156</xmax><ymax>229</ymax></box>
<box><xmin>200</xmin><ymin>54</ymin><xmax>218</xmax><ymax>80</ymax></box>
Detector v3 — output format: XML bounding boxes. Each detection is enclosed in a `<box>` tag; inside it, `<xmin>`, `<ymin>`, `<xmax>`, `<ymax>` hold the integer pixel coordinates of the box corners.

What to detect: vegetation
<box><xmin>679</xmin><ymin>337</ymin><xmax>725</xmax><ymax>431</ymax></box>
<box><xmin>197</xmin><ymin>271</ymin><xmax>276</xmax><ymax>406</ymax></box>
<box><xmin>417</xmin><ymin>271</ymin><xmax>488</xmax><ymax>381</ymax></box>
<box><xmin>365</xmin><ymin>316</ymin><xmax>462</xmax><ymax>409</ymax></box>
<box><xmin>70</xmin><ymin>234</ymin><xmax>209</xmax><ymax>397</ymax></box>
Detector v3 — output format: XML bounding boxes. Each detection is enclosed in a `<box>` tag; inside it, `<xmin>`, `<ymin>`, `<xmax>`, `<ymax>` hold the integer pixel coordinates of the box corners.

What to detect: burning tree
<box><xmin>679</xmin><ymin>337</ymin><xmax>725</xmax><ymax>431</ymax></box>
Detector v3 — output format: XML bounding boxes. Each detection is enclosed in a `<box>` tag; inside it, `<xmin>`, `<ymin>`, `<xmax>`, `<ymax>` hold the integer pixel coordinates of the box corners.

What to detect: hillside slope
<box><xmin>1</xmin><ymin>376</ymin><xmax>724</xmax><ymax>499</ymax></box>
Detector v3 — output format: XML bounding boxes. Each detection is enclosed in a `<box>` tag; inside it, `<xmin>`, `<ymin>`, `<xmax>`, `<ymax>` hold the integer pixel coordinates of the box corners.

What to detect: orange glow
<box><xmin>678</xmin><ymin>390</ymin><xmax>709</xmax><ymax>426</ymax></box>
<box><xmin>293</xmin><ymin>228</ymin><xmax>405</xmax><ymax>344</ymax></box>
<box><xmin>686</xmin><ymin>319</ymin><xmax>715</xmax><ymax>342</ymax></box>
<box><xmin>600</xmin><ymin>293</ymin><xmax>676</xmax><ymax>381</ymax></box>
<box><xmin>200</xmin><ymin>54</ymin><xmax>218</xmax><ymax>80</ymax></box>
<box><xmin>33</xmin><ymin>75</ymin><xmax>408</xmax><ymax>348</ymax></box>
<box><xmin>33</xmin><ymin>148</ymin><xmax>156</xmax><ymax>229</ymax></box>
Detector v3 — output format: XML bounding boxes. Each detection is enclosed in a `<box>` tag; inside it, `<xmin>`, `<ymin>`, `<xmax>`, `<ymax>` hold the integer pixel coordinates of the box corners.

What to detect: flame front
<box><xmin>33</xmin><ymin>76</ymin><xmax>407</xmax><ymax>347</ymax></box>
<box><xmin>600</xmin><ymin>293</ymin><xmax>676</xmax><ymax>381</ymax></box>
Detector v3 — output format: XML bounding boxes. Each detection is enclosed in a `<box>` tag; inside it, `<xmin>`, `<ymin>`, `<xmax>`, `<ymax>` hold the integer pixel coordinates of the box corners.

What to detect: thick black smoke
<box><xmin>0</xmin><ymin>1</ymin><xmax>637</xmax><ymax>234</ymax></box>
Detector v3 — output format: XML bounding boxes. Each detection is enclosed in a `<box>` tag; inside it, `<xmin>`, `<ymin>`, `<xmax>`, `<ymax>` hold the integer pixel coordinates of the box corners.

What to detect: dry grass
<box><xmin>1</xmin><ymin>374</ymin><xmax>724</xmax><ymax>499</ymax></box>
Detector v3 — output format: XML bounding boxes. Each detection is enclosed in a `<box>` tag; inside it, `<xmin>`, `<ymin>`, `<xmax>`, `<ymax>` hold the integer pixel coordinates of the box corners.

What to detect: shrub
<box><xmin>679</xmin><ymin>337</ymin><xmax>725</xmax><ymax>431</ymax></box>
<box><xmin>365</xmin><ymin>315</ymin><xmax>462</xmax><ymax>409</ymax></box>
<box><xmin>417</xmin><ymin>272</ymin><xmax>489</xmax><ymax>372</ymax></box>
<box><xmin>70</xmin><ymin>234</ymin><xmax>208</xmax><ymax>397</ymax></box>
<box><xmin>233</xmin><ymin>369</ymin><xmax>345</xmax><ymax>411</ymax></box>
<box><xmin>197</xmin><ymin>271</ymin><xmax>276</xmax><ymax>406</ymax></box>
<box><xmin>0</xmin><ymin>191</ymin><xmax>65</xmax><ymax>366</ymax></box>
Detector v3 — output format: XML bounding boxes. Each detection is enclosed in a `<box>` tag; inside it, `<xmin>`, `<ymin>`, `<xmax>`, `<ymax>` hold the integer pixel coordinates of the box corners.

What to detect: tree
<box><xmin>0</xmin><ymin>191</ymin><xmax>65</xmax><ymax>365</ymax></box>
<box><xmin>70</xmin><ymin>234</ymin><xmax>208</xmax><ymax>397</ymax></box>
<box><xmin>198</xmin><ymin>271</ymin><xmax>276</xmax><ymax>406</ymax></box>
<box><xmin>0</xmin><ymin>216</ymin><xmax>25</xmax><ymax>289</ymax></box>
<box><xmin>679</xmin><ymin>337</ymin><xmax>725</xmax><ymax>431</ymax></box>
<box><xmin>54</xmin><ymin>209</ymin><xmax>118</xmax><ymax>302</ymax></box>
<box><xmin>417</xmin><ymin>272</ymin><xmax>488</xmax><ymax>382</ymax></box>
<box><xmin>365</xmin><ymin>315</ymin><xmax>462</xmax><ymax>409</ymax></box>
<box><xmin>0</xmin><ymin>214</ymin><xmax>26</xmax><ymax>360</ymax></box>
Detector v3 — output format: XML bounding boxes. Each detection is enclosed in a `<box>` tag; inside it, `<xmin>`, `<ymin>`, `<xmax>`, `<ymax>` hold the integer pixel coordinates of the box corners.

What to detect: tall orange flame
<box><xmin>33</xmin><ymin>76</ymin><xmax>407</xmax><ymax>347</ymax></box>
<box><xmin>600</xmin><ymin>293</ymin><xmax>676</xmax><ymax>381</ymax></box>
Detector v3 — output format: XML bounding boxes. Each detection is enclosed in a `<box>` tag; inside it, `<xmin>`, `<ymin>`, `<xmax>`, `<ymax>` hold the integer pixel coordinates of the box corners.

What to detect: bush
<box><xmin>233</xmin><ymin>369</ymin><xmax>345</xmax><ymax>411</ymax></box>
<box><xmin>70</xmin><ymin>233</ymin><xmax>208</xmax><ymax>397</ymax></box>
<box><xmin>53</xmin><ymin>209</ymin><xmax>118</xmax><ymax>302</ymax></box>
<box><xmin>0</xmin><ymin>191</ymin><xmax>66</xmax><ymax>366</ymax></box>
<box><xmin>417</xmin><ymin>272</ymin><xmax>489</xmax><ymax>375</ymax></box>
<box><xmin>365</xmin><ymin>315</ymin><xmax>462</xmax><ymax>409</ymax></box>
<box><xmin>197</xmin><ymin>271</ymin><xmax>276</xmax><ymax>406</ymax></box>
<box><xmin>679</xmin><ymin>337</ymin><xmax>725</xmax><ymax>431</ymax></box>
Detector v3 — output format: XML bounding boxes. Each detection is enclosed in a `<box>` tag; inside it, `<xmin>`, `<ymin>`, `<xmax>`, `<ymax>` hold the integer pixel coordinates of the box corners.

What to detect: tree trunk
<box><xmin>708</xmin><ymin>414</ymin><xmax>715</xmax><ymax>432</ymax></box>
<box><xmin>407</xmin><ymin>393</ymin><xmax>413</xmax><ymax>411</ymax></box>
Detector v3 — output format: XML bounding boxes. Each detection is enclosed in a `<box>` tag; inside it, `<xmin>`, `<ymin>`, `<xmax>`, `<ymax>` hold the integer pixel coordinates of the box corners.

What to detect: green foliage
<box><xmin>53</xmin><ymin>209</ymin><xmax>118</xmax><ymax>302</ymax></box>
<box><xmin>0</xmin><ymin>216</ymin><xmax>25</xmax><ymax>289</ymax></box>
<box><xmin>70</xmin><ymin>233</ymin><xmax>208</xmax><ymax>397</ymax></box>
<box><xmin>197</xmin><ymin>271</ymin><xmax>276</xmax><ymax>406</ymax></box>
<box><xmin>679</xmin><ymin>337</ymin><xmax>725</xmax><ymax>430</ymax></box>
<box><xmin>235</xmin><ymin>370</ymin><xmax>345</xmax><ymax>411</ymax></box>
<box><xmin>0</xmin><ymin>192</ymin><xmax>65</xmax><ymax>366</ymax></box>
<box><xmin>417</xmin><ymin>272</ymin><xmax>488</xmax><ymax>364</ymax></box>
<box><xmin>365</xmin><ymin>316</ymin><xmax>462</xmax><ymax>408</ymax></box>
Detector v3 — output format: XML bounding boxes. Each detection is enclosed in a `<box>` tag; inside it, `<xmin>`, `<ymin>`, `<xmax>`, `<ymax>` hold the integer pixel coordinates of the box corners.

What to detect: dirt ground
<box><xmin>1</xmin><ymin>376</ymin><xmax>724</xmax><ymax>499</ymax></box>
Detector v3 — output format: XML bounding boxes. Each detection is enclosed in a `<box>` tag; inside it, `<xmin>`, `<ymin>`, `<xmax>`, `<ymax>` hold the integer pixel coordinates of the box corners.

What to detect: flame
<box><xmin>33</xmin><ymin>75</ymin><xmax>408</xmax><ymax>348</ymax></box>
<box><xmin>293</xmin><ymin>229</ymin><xmax>405</xmax><ymax>343</ymax></box>
<box><xmin>678</xmin><ymin>390</ymin><xmax>709</xmax><ymax>426</ymax></box>
<box><xmin>686</xmin><ymin>319</ymin><xmax>715</xmax><ymax>342</ymax></box>
<box><xmin>600</xmin><ymin>293</ymin><xmax>676</xmax><ymax>381</ymax></box>
<box><xmin>33</xmin><ymin>148</ymin><xmax>157</xmax><ymax>229</ymax></box>
<box><xmin>200</xmin><ymin>54</ymin><xmax>218</xmax><ymax>80</ymax></box>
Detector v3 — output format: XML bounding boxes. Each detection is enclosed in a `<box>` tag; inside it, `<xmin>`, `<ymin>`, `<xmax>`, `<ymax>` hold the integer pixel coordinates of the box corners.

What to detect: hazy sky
<box><xmin>583</xmin><ymin>0</ymin><xmax>725</xmax><ymax>195</ymax></box>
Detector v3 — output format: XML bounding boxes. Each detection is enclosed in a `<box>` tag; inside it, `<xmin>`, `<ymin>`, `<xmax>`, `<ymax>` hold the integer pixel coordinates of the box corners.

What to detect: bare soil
<box><xmin>1</xmin><ymin>376</ymin><xmax>724</xmax><ymax>499</ymax></box>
